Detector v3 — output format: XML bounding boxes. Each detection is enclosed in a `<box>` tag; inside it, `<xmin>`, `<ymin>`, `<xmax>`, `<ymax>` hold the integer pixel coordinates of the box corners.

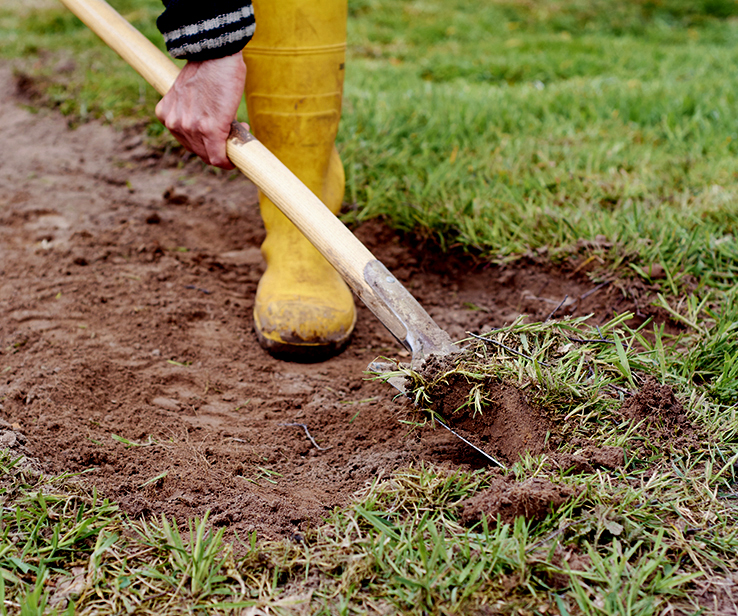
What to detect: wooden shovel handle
<box><xmin>58</xmin><ymin>0</ymin><xmax>460</xmax><ymax>358</ymax></box>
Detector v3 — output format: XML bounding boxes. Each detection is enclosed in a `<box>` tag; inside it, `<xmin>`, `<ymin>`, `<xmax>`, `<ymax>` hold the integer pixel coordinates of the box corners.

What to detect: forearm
<box><xmin>154</xmin><ymin>2</ymin><xmax>253</xmax><ymax>168</ymax></box>
<box><xmin>157</xmin><ymin>0</ymin><xmax>255</xmax><ymax>62</ymax></box>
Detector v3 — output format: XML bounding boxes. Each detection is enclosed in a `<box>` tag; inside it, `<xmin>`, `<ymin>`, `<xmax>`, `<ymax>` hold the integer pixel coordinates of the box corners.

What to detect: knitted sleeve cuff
<box><xmin>157</xmin><ymin>0</ymin><xmax>255</xmax><ymax>62</ymax></box>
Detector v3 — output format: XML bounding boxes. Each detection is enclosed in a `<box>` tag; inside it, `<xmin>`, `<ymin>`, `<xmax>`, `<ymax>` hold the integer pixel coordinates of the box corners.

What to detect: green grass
<box><xmin>2</xmin><ymin>0</ymin><xmax>737</xmax><ymax>289</ymax></box>
<box><xmin>1</xmin><ymin>0</ymin><xmax>738</xmax><ymax>613</ymax></box>
<box><xmin>340</xmin><ymin>0</ymin><xmax>738</xmax><ymax>289</ymax></box>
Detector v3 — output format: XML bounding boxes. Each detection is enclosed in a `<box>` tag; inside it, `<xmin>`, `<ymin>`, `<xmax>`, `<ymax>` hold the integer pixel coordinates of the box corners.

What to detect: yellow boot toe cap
<box><xmin>254</xmin><ymin>296</ymin><xmax>356</xmax><ymax>360</ymax></box>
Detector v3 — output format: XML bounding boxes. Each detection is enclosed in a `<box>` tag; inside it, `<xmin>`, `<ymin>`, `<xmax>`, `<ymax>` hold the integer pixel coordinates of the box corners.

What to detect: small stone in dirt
<box><xmin>145</xmin><ymin>212</ymin><xmax>161</xmax><ymax>225</ymax></box>
<box><xmin>163</xmin><ymin>187</ymin><xmax>189</xmax><ymax>206</ymax></box>
<box><xmin>151</xmin><ymin>397</ymin><xmax>181</xmax><ymax>412</ymax></box>
<box><xmin>0</xmin><ymin>431</ymin><xmax>17</xmax><ymax>448</ymax></box>
<box><xmin>647</xmin><ymin>263</ymin><xmax>666</xmax><ymax>280</ymax></box>
<box><xmin>459</xmin><ymin>476</ymin><xmax>579</xmax><ymax>526</ymax></box>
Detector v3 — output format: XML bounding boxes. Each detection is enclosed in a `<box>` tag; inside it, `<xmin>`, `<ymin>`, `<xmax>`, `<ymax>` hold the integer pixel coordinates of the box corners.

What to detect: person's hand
<box><xmin>155</xmin><ymin>52</ymin><xmax>247</xmax><ymax>169</ymax></box>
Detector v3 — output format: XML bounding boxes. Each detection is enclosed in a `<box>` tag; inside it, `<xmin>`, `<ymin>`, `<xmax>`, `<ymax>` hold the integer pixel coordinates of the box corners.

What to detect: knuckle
<box><xmin>199</xmin><ymin>117</ymin><xmax>218</xmax><ymax>138</ymax></box>
<box><xmin>179</xmin><ymin>117</ymin><xmax>195</xmax><ymax>134</ymax></box>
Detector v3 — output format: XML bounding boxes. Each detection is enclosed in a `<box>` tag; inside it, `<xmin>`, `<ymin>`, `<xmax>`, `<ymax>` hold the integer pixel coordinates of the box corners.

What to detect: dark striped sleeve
<box><xmin>157</xmin><ymin>0</ymin><xmax>255</xmax><ymax>62</ymax></box>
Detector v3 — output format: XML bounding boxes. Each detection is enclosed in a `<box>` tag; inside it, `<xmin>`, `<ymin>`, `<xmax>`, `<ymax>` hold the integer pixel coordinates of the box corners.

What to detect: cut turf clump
<box><xmin>384</xmin><ymin>313</ymin><xmax>705</xmax><ymax>466</ymax></box>
<box><xmin>434</xmin><ymin>379</ymin><xmax>552</xmax><ymax>464</ymax></box>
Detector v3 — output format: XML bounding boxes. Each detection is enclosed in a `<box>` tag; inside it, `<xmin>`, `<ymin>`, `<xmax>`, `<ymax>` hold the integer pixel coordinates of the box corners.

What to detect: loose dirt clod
<box><xmin>535</xmin><ymin>544</ymin><xmax>592</xmax><ymax>590</ymax></box>
<box><xmin>549</xmin><ymin>445</ymin><xmax>625</xmax><ymax>474</ymax></box>
<box><xmin>620</xmin><ymin>377</ymin><xmax>701</xmax><ymax>454</ymax></box>
<box><xmin>459</xmin><ymin>476</ymin><xmax>579</xmax><ymax>525</ymax></box>
<box><xmin>622</xmin><ymin>377</ymin><xmax>687</xmax><ymax>426</ymax></box>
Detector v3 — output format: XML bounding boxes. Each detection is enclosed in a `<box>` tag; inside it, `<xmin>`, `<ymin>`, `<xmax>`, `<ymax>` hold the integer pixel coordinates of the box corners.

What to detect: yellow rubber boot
<box><xmin>243</xmin><ymin>0</ymin><xmax>354</xmax><ymax>360</ymax></box>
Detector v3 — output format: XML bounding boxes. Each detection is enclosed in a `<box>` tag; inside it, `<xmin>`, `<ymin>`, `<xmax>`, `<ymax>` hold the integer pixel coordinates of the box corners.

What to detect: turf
<box><xmin>1</xmin><ymin>0</ymin><xmax>737</xmax><ymax>613</ymax></box>
<box><xmin>2</xmin><ymin>0</ymin><xmax>738</xmax><ymax>289</ymax></box>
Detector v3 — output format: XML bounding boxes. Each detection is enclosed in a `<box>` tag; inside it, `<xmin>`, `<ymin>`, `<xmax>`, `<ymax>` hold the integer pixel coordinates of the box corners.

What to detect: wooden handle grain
<box><xmin>58</xmin><ymin>0</ymin><xmax>411</xmax><ymax>345</ymax></box>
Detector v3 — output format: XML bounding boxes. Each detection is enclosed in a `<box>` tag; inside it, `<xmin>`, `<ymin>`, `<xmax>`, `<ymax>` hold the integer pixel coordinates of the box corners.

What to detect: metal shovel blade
<box><xmin>363</xmin><ymin>262</ymin><xmax>505</xmax><ymax>468</ymax></box>
<box><xmin>363</xmin><ymin>259</ymin><xmax>459</xmax><ymax>395</ymax></box>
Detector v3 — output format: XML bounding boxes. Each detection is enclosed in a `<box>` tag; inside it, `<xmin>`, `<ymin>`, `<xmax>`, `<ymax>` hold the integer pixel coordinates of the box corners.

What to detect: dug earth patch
<box><xmin>425</xmin><ymin>375</ymin><xmax>553</xmax><ymax>464</ymax></box>
<box><xmin>0</xmin><ymin>65</ymin><xmax>677</xmax><ymax>539</ymax></box>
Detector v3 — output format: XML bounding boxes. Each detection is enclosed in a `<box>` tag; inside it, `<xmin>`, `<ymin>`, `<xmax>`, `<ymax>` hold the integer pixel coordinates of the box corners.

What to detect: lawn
<box><xmin>0</xmin><ymin>0</ymin><xmax>737</xmax><ymax>614</ymax></box>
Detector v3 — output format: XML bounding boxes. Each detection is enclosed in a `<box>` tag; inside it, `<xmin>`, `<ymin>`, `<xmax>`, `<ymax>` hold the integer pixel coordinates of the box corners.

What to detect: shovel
<box><xmin>58</xmin><ymin>0</ymin><xmax>502</xmax><ymax>466</ymax></box>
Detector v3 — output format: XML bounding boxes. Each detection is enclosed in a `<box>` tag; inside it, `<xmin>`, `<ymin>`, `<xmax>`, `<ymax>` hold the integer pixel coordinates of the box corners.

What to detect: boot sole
<box><xmin>254</xmin><ymin>321</ymin><xmax>353</xmax><ymax>363</ymax></box>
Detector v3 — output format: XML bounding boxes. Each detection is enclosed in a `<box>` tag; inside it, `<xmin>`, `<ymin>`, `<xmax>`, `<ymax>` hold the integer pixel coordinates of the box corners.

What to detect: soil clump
<box><xmin>430</xmin><ymin>377</ymin><xmax>552</xmax><ymax>464</ymax></box>
<box><xmin>0</xmin><ymin>64</ymin><xmax>679</xmax><ymax>539</ymax></box>
<box><xmin>418</xmin><ymin>352</ymin><xmax>552</xmax><ymax>465</ymax></box>
<box><xmin>622</xmin><ymin>377</ymin><xmax>687</xmax><ymax>426</ymax></box>
<box><xmin>621</xmin><ymin>377</ymin><xmax>698</xmax><ymax>451</ymax></box>
<box><xmin>459</xmin><ymin>476</ymin><xmax>579</xmax><ymax>525</ymax></box>
<box><xmin>549</xmin><ymin>445</ymin><xmax>625</xmax><ymax>474</ymax></box>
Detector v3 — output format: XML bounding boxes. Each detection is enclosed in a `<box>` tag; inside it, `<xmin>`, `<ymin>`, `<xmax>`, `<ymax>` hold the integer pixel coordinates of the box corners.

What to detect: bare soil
<box><xmin>0</xmin><ymin>66</ymin><xmax>674</xmax><ymax>539</ymax></box>
<box><xmin>430</xmin><ymin>378</ymin><xmax>554</xmax><ymax>463</ymax></box>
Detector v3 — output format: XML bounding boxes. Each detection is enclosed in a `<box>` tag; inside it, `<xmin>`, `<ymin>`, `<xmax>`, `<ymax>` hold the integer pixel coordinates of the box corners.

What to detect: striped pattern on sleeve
<box><xmin>157</xmin><ymin>1</ymin><xmax>255</xmax><ymax>62</ymax></box>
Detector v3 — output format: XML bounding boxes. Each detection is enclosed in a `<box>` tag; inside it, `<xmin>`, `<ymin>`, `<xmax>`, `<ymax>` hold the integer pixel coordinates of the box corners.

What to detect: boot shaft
<box><xmin>243</xmin><ymin>0</ymin><xmax>347</xmax><ymax>208</ymax></box>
